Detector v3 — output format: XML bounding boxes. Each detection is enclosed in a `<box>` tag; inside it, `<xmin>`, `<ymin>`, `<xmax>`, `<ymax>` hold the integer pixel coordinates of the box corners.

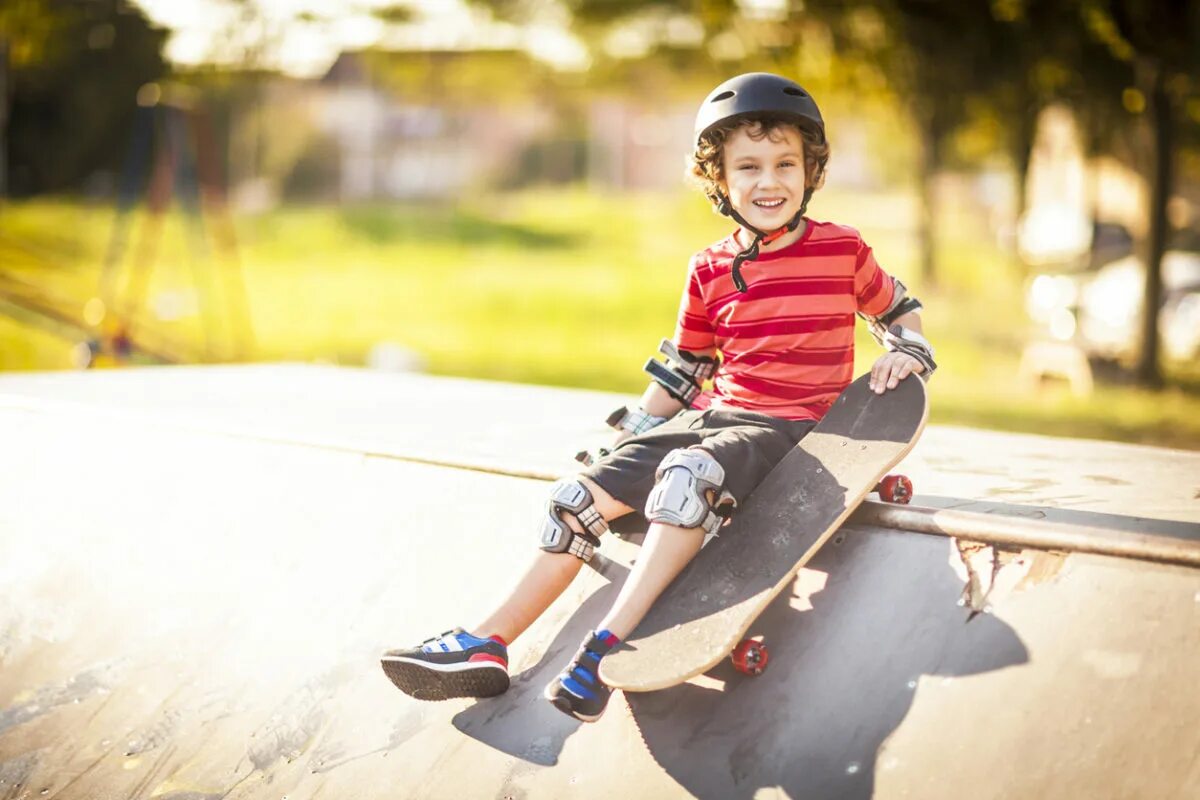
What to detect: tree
<box><xmin>2</xmin><ymin>0</ymin><xmax>168</xmax><ymax>198</ymax></box>
<box><xmin>1073</xmin><ymin>0</ymin><xmax>1199</xmax><ymax>387</ymax></box>
<box><xmin>474</xmin><ymin>0</ymin><xmax>1035</xmax><ymax>287</ymax></box>
<box><xmin>815</xmin><ymin>2</ymin><xmax>1008</xmax><ymax>287</ymax></box>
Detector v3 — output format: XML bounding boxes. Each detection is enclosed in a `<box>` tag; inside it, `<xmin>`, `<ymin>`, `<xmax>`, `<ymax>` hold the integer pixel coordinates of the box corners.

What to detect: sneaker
<box><xmin>380</xmin><ymin>628</ymin><xmax>509</xmax><ymax>700</ymax></box>
<box><xmin>544</xmin><ymin>630</ymin><xmax>620</xmax><ymax>722</ymax></box>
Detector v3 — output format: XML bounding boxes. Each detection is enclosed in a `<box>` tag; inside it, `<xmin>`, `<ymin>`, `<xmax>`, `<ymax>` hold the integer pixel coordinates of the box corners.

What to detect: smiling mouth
<box><xmin>754</xmin><ymin>199</ymin><xmax>786</xmax><ymax>209</ymax></box>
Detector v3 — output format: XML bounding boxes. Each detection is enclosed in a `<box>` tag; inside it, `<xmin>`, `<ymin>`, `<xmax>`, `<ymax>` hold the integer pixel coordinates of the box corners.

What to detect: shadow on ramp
<box><xmin>450</xmin><ymin>556</ymin><xmax>631</xmax><ymax>768</ymax></box>
<box><xmin>625</xmin><ymin>528</ymin><xmax>1028</xmax><ymax>800</ymax></box>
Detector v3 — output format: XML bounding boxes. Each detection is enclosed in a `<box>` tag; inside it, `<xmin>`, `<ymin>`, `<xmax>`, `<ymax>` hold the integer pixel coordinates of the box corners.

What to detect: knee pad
<box><xmin>539</xmin><ymin>478</ymin><xmax>609</xmax><ymax>562</ymax></box>
<box><xmin>644</xmin><ymin>448</ymin><xmax>736</xmax><ymax>536</ymax></box>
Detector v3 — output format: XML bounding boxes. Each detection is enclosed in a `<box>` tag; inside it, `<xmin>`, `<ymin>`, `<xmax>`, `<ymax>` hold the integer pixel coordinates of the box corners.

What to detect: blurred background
<box><xmin>0</xmin><ymin>0</ymin><xmax>1197</xmax><ymax>448</ymax></box>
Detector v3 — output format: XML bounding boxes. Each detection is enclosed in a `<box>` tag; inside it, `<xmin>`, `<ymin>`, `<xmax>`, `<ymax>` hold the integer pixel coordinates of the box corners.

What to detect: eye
<box><xmin>739</xmin><ymin>164</ymin><xmax>758</xmax><ymax>171</ymax></box>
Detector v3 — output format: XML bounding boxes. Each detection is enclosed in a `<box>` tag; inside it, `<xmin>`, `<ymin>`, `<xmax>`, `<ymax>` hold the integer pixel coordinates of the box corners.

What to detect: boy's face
<box><xmin>720</xmin><ymin>124</ymin><xmax>808</xmax><ymax>231</ymax></box>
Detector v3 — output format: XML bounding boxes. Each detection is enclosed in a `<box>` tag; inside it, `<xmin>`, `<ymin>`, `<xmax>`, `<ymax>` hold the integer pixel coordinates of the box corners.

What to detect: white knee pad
<box><xmin>644</xmin><ymin>448</ymin><xmax>736</xmax><ymax>536</ymax></box>
<box><xmin>540</xmin><ymin>478</ymin><xmax>609</xmax><ymax>562</ymax></box>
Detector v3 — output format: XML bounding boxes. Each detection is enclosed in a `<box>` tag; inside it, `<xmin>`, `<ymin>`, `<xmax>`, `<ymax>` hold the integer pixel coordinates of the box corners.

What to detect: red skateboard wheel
<box><xmin>731</xmin><ymin>639</ymin><xmax>769</xmax><ymax>676</ymax></box>
<box><xmin>876</xmin><ymin>474</ymin><xmax>913</xmax><ymax>504</ymax></box>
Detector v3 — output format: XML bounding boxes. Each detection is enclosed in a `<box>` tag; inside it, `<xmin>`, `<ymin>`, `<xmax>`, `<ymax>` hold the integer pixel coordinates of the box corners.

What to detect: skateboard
<box><xmin>598</xmin><ymin>372</ymin><xmax>928</xmax><ymax>691</ymax></box>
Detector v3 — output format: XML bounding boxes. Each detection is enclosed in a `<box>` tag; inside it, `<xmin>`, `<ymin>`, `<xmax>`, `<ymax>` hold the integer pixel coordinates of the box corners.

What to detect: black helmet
<box><xmin>694</xmin><ymin>72</ymin><xmax>825</xmax><ymax>146</ymax></box>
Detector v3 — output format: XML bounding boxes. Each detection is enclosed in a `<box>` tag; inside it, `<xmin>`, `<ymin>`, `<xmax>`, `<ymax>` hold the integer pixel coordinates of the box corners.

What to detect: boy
<box><xmin>381</xmin><ymin>72</ymin><xmax>936</xmax><ymax>722</ymax></box>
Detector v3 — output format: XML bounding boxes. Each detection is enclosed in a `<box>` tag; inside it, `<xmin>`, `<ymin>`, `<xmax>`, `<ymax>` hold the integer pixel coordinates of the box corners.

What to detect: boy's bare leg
<box><xmin>593</xmin><ymin>521</ymin><xmax>704</xmax><ymax>640</ymax></box>
<box><xmin>542</xmin><ymin>516</ymin><xmax>706</xmax><ymax>722</ymax></box>
<box><xmin>471</xmin><ymin>477</ymin><xmax>632</xmax><ymax>644</ymax></box>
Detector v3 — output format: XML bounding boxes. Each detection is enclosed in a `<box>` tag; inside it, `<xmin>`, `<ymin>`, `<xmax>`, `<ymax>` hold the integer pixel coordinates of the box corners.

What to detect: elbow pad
<box><xmin>860</xmin><ymin>278</ymin><xmax>925</xmax><ymax>347</ymax></box>
<box><xmin>643</xmin><ymin>339</ymin><xmax>717</xmax><ymax>406</ymax></box>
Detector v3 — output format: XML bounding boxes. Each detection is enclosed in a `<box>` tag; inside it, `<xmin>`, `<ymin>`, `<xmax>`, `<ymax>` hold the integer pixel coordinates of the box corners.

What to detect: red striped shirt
<box><xmin>674</xmin><ymin>219</ymin><xmax>896</xmax><ymax>421</ymax></box>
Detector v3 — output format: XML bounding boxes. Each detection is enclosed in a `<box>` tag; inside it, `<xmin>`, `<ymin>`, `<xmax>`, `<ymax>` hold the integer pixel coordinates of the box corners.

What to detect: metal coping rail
<box><xmin>851</xmin><ymin>501</ymin><xmax>1200</xmax><ymax>568</ymax></box>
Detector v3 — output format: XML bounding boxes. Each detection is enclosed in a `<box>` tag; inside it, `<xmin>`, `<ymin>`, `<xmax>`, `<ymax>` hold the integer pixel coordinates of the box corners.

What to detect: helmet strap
<box><xmin>719</xmin><ymin>187</ymin><xmax>814</xmax><ymax>293</ymax></box>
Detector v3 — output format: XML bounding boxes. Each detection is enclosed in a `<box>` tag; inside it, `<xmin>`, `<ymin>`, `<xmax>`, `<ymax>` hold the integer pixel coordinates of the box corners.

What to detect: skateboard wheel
<box><xmin>731</xmin><ymin>639</ymin><xmax>769</xmax><ymax>676</ymax></box>
<box><xmin>876</xmin><ymin>474</ymin><xmax>913</xmax><ymax>504</ymax></box>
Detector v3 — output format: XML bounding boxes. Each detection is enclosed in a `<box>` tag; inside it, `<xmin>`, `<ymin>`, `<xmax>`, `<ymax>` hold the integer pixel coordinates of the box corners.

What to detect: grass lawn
<box><xmin>1</xmin><ymin>187</ymin><xmax>1197</xmax><ymax>450</ymax></box>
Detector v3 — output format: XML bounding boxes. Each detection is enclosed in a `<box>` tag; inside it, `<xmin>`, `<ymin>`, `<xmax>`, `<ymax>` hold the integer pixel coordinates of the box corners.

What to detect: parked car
<box><xmin>1026</xmin><ymin>249</ymin><xmax>1200</xmax><ymax>364</ymax></box>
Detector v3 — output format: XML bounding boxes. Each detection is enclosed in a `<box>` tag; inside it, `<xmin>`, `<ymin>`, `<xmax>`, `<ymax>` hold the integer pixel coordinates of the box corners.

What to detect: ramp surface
<box><xmin>1</xmin><ymin>365</ymin><xmax>1198</xmax><ymax>799</ymax></box>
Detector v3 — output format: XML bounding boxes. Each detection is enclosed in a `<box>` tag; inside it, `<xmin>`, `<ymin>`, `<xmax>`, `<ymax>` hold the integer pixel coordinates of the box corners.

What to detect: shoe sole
<box><xmin>543</xmin><ymin>684</ymin><xmax>605</xmax><ymax>723</ymax></box>
<box><xmin>381</xmin><ymin>657</ymin><xmax>509</xmax><ymax>701</ymax></box>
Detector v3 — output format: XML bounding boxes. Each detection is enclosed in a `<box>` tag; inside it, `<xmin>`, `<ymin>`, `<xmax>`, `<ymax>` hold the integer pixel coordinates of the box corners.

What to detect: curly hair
<box><xmin>688</xmin><ymin>113</ymin><xmax>830</xmax><ymax>212</ymax></box>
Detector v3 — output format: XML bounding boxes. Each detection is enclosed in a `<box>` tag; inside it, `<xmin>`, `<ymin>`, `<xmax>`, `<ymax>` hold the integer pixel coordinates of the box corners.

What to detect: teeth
<box><xmin>755</xmin><ymin>199</ymin><xmax>784</xmax><ymax>207</ymax></box>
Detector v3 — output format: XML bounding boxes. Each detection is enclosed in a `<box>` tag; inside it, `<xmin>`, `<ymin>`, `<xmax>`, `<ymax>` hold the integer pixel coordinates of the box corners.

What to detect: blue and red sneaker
<box><xmin>544</xmin><ymin>629</ymin><xmax>620</xmax><ymax>722</ymax></box>
<box><xmin>381</xmin><ymin>628</ymin><xmax>509</xmax><ymax>700</ymax></box>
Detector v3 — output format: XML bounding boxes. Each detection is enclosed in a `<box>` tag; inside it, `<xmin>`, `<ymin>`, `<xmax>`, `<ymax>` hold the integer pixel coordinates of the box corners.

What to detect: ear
<box><xmin>804</xmin><ymin>155</ymin><xmax>820</xmax><ymax>190</ymax></box>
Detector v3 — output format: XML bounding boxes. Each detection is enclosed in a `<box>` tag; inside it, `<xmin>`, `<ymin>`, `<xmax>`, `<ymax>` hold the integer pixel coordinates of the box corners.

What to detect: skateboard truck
<box><xmin>875</xmin><ymin>474</ymin><xmax>913</xmax><ymax>504</ymax></box>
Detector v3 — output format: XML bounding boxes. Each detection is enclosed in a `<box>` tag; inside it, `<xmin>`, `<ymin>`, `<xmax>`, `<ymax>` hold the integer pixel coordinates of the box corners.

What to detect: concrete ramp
<box><xmin>0</xmin><ymin>366</ymin><xmax>1197</xmax><ymax>799</ymax></box>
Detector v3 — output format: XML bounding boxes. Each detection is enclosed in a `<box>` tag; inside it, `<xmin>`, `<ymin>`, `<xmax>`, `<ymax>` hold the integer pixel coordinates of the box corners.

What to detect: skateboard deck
<box><xmin>599</xmin><ymin>372</ymin><xmax>928</xmax><ymax>691</ymax></box>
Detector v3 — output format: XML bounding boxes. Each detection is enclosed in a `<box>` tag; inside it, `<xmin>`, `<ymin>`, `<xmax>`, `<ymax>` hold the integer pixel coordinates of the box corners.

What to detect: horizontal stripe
<box><xmin>854</xmin><ymin>245</ymin><xmax>871</xmax><ymax>270</ymax></box>
<box><xmin>708</xmin><ymin>278</ymin><xmax>856</xmax><ymax>317</ymax></box>
<box><xmin>714</xmin><ymin>314</ymin><xmax>852</xmax><ymax>339</ymax></box>
<box><xmin>857</xmin><ymin>271</ymin><xmax>893</xmax><ymax>315</ymax></box>
<box><xmin>678</xmin><ymin>316</ymin><xmax>716</xmax><ymax>335</ymax></box>
<box><xmin>694</xmin><ymin>259</ymin><xmax>856</xmax><ymax>290</ymax></box>
<box><xmin>720</xmin><ymin>373</ymin><xmax>849</xmax><ymax>401</ymax></box>
<box><xmin>757</xmin><ymin>238</ymin><xmax>858</xmax><ymax>261</ymax></box>
<box><xmin>732</xmin><ymin>348</ymin><xmax>854</xmax><ymax>367</ymax></box>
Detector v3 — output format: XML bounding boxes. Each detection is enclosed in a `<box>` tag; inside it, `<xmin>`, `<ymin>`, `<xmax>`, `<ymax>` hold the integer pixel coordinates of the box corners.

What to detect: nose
<box><xmin>757</xmin><ymin>167</ymin><xmax>781</xmax><ymax>189</ymax></box>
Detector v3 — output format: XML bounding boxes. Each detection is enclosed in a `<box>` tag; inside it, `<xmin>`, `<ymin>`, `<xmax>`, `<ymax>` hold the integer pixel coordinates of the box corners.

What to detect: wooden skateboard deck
<box><xmin>599</xmin><ymin>372</ymin><xmax>928</xmax><ymax>691</ymax></box>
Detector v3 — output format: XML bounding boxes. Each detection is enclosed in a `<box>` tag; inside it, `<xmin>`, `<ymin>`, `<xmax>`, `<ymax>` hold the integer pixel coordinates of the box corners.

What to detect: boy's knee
<box><xmin>538</xmin><ymin>477</ymin><xmax>614</xmax><ymax>562</ymax></box>
<box><xmin>644</xmin><ymin>448</ymin><xmax>736</xmax><ymax>536</ymax></box>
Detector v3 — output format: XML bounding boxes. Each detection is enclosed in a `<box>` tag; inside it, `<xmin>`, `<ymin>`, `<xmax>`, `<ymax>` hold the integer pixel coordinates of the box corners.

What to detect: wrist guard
<box><xmin>643</xmin><ymin>339</ymin><xmax>718</xmax><ymax>406</ymax></box>
<box><xmin>882</xmin><ymin>325</ymin><xmax>937</xmax><ymax>379</ymax></box>
<box><xmin>606</xmin><ymin>406</ymin><xmax>669</xmax><ymax>436</ymax></box>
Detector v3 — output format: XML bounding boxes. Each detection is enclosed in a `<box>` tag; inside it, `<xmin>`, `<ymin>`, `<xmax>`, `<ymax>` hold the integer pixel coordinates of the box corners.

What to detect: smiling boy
<box><xmin>381</xmin><ymin>73</ymin><xmax>936</xmax><ymax>722</ymax></box>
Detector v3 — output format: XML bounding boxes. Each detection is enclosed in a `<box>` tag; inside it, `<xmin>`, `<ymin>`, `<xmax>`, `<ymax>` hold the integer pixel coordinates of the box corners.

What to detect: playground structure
<box><xmin>0</xmin><ymin>83</ymin><xmax>254</xmax><ymax>368</ymax></box>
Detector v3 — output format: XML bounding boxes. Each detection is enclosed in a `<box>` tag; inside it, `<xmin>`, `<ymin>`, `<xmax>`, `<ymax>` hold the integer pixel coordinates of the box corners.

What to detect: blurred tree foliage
<box><xmin>1077</xmin><ymin>0</ymin><xmax>1198</xmax><ymax>386</ymax></box>
<box><xmin>1</xmin><ymin>0</ymin><xmax>168</xmax><ymax>197</ymax></box>
<box><xmin>475</xmin><ymin>0</ymin><xmax>1197</xmax><ymax>387</ymax></box>
<box><xmin>354</xmin><ymin>48</ymin><xmax>558</xmax><ymax>106</ymax></box>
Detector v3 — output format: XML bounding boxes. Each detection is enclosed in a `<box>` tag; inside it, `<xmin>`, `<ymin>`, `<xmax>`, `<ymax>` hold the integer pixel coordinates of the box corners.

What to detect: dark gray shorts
<box><xmin>581</xmin><ymin>408</ymin><xmax>816</xmax><ymax>518</ymax></box>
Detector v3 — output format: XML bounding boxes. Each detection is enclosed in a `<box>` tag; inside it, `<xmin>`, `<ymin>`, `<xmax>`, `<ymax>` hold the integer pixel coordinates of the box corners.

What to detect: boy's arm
<box><xmin>611</xmin><ymin>344</ymin><xmax>718</xmax><ymax>445</ymax></box>
<box><xmin>890</xmin><ymin>311</ymin><xmax>924</xmax><ymax>336</ymax></box>
<box><xmin>636</xmin><ymin>380</ymin><xmax>688</xmax><ymax>419</ymax></box>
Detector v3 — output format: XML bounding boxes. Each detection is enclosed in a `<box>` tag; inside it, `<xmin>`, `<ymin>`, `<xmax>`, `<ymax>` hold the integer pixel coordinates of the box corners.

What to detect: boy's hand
<box><xmin>870</xmin><ymin>352</ymin><xmax>924</xmax><ymax>394</ymax></box>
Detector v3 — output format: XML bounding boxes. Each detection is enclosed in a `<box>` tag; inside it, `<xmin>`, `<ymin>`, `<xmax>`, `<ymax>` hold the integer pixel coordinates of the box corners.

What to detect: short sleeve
<box><xmin>673</xmin><ymin>254</ymin><xmax>716</xmax><ymax>353</ymax></box>
<box><xmin>854</xmin><ymin>238</ymin><xmax>896</xmax><ymax>316</ymax></box>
